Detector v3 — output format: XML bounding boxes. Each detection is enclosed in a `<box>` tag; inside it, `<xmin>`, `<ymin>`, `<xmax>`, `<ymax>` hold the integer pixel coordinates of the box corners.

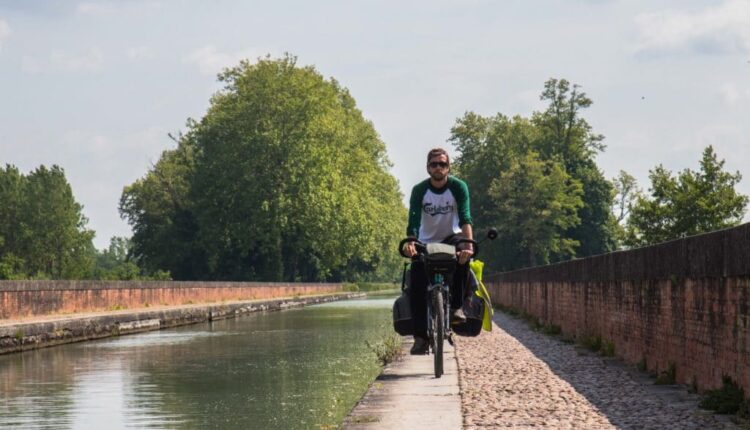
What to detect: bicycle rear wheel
<box><xmin>432</xmin><ymin>289</ymin><xmax>444</xmax><ymax>378</ymax></box>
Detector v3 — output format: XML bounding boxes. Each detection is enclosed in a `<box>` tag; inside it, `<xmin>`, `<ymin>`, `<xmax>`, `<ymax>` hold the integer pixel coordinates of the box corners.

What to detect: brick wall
<box><xmin>485</xmin><ymin>223</ymin><xmax>750</xmax><ymax>393</ymax></box>
<box><xmin>0</xmin><ymin>281</ymin><xmax>344</xmax><ymax>320</ymax></box>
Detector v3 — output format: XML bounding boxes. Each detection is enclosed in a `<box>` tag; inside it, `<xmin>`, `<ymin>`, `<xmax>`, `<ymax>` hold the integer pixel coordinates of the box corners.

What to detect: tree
<box><xmin>532</xmin><ymin>79</ymin><xmax>616</xmax><ymax>256</ymax></box>
<box><xmin>0</xmin><ymin>164</ymin><xmax>94</xmax><ymax>279</ymax></box>
<box><xmin>121</xmin><ymin>55</ymin><xmax>405</xmax><ymax>281</ymax></box>
<box><xmin>451</xmin><ymin>113</ymin><xmax>544</xmax><ymax>270</ymax></box>
<box><xmin>487</xmin><ymin>152</ymin><xmax>583</xmax><ymax>266</ymax></box>
<box><xmin>626</xmin><ymin>146</ymin><xmax>748</xmax><ymax>246</ymax></box>
<box><xmin>90</xmin><ymin>236</ymin><xmax>170</xmax><ymax>280</ymax></box>
<box><xmin>0</xmin><ymin>165</ymin><xmax>26</xmax><ymax>278</ymax></box>
<box><xmin>120</xmin><ymin>137</ymin><xmax>202</xmax><ymax>279</ymax></box>
<box><xmin>450</xmin><ymin>78</ymin><xmax>614</xmax><ymax>271</ymax></box>
<box><xmin>611</xmin><ymin>170</ymin><xmax>642</xmax><ymax>246</ymax></box>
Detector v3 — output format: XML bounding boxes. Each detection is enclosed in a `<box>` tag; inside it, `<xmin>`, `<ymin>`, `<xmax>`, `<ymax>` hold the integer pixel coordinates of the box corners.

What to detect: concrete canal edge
<box><xmin>0</xmin><ymin>292</ymin><xmax>364</xmax><ymax>355</ymax></box>
<box><xmin>343</xmin><ymin>337</ymin><xmax>463</xmax><ymax>430</ymax></box>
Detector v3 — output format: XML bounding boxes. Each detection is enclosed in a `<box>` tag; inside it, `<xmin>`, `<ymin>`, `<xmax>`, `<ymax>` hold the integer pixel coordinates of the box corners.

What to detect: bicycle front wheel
<box><xmin>432</xmin><ymin>289</ymin><xmax>444</xmax><ymax>378</ymax></box>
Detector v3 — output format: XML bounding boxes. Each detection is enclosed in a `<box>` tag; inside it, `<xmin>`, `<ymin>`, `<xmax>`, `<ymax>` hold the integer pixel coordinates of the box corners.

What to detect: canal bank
<box><xmin>0</xmin><ymin>292</ymin><xmax>363</xmax><ymax>354</ymax></box>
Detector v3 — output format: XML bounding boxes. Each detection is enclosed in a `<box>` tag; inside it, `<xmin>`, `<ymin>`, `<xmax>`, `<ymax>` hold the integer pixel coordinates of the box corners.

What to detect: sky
<box><xmin>1</xmin><ymin>0</ymin><xmax>749</xmax><ymax>249</ymax></box>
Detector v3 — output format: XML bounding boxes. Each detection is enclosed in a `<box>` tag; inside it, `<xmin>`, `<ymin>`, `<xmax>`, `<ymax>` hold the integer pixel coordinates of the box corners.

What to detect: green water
<box><xmin>0</xmin><ymin>297</ymin><xmax>397</xmax><ymax>429</ymax></box>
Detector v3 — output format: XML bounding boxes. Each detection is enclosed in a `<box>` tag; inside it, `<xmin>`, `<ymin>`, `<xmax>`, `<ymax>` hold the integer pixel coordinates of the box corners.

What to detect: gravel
<box><xmin>454</xmin><ymin>311</ymin><xmax>739</xmax><ymax>430</ymax></box>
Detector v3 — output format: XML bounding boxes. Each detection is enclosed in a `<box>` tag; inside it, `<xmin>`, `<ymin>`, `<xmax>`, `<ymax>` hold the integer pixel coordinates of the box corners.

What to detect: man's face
<box><xmin>427</xmin><ymin>154</ymin><xmax>449</xmax><ymax>181</ymax></box>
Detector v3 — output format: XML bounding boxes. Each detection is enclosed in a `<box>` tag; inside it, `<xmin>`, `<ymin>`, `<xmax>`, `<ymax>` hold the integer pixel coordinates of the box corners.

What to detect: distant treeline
<box><xmin>0</xmin><ymin>165</ymin><xmax>165</xmax><ymax>280</ymax></box>
<box><xmin>452</xmin><ymin>79</ymin><xmax>748</xmax><ymax>273</ymax></box>
<box><xmin>2</xmin><ymin>56</ymin><xmax>746</xmax><ymax>281</ymax></box>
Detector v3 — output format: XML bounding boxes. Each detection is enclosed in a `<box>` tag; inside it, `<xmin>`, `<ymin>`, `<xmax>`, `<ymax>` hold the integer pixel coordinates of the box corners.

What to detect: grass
<box><xmin>600</xmin><ymin>340</ymin><xmax>616</xmax><ymax>357</ymax></box>
<box><xmin>637</xmin><ymin>356</ymin><xmax>648</xmax><ymax>372</ymax></box>
<box><xmin>654</xmin><ymin>362</ymin><xmax>676</xmax><ymax>385</ymax></box>
<box><xmin>366</xmin><ymin>331</ymin><xmax>403</xmax><ymax>366</ymax></box>
<box><xmin>700</xmin><ymin>376</ymin><xmax>749</xmax><ymax>416</ymax></box>
<box><xmin>14</xmin><ymin>329</ymin><xmax>23</xmax><ymax>342</ymax></box>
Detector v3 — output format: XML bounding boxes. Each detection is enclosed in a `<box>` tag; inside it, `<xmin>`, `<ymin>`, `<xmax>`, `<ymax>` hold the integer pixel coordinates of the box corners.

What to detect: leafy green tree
<box><xmin>0</xmin><ymin>165</ymin><xmax>26</xmax><ymax>278</ymax></box>
<box><xmin>451</xmin><ymin>114</ymin><xmax>543</xmax><ymax>270</ymax></box>
<box><xmin>121</xmin><ymin>55</ymin><xmax>405</xmax><ymax>281</ymax></box>
<box><xmin>626</xmin><ymin>146</ymin><xmax>748</xmax><ymax>246</ymax></box>
<box><xmin>487</xmin><ymin>152</ymin><xmax>583</xmax><ymax>266</ymax></box>
<box><xmin>21</xmin><ymin>166</ymin><xmax>95</xmax><ymax>278</ymax></box>
<box><xmin>0</xmin><ymin>164</ymin><xmax>94</xmax><ymax>279</ymax></box>
<box><xmin>532</xmin><ymin>78</ymin><xmax>616</xmax><ymax>256</ymax></box>
<box><xmin>451</xmin><ymin>78</ymin><xmax>614</xmax><ymax>271</ymax></box>
<box><xmin>611</xmin><ymin>170</ymin><xmax>642</xmax><ymax>246</ymax></box>
<box><xmin>91</xmin><ymin>236</ymin><xmax>144</xmax><ymax>280</ymax></box>
<box><xmin>120</xmin><ymin>137</ymin><xmax>202</xmax><ymax>279</ymax></box>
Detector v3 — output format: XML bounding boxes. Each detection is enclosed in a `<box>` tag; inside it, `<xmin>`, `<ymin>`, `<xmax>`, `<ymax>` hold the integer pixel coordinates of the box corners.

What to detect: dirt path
<box><xmin>454</xmin><ymin>311</ymin><xmax>738</xmax><ymax>429</ymax></box>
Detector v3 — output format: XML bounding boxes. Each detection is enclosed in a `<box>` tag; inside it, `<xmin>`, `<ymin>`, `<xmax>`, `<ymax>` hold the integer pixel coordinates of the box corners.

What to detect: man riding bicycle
<box><xmin>403</xmin><ymin>148</ymin><xmax>473</xmax><ymax>355</ymax></box>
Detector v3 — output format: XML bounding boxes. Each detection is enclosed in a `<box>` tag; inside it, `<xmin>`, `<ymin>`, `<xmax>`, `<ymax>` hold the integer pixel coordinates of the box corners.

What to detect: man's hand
<box><xmin>457</xmin><ymin>249</ymin><xmax>473</xmax><ymax>265</ymax></box>
<box><xmin>403</xmin><ymin>241</ymin><xmax>417</xmax><ymax>258</ymax></box>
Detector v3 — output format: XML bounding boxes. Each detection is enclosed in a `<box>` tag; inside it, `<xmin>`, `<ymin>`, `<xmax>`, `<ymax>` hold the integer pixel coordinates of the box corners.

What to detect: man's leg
<box><xmin>443</xmin><ymin>234</ymin><xmax>470</xmax><ymax>320</ymax></box>
<box><xmin>409</xmin><ymin>260</ymin><xmax>429</xmax><ymax>354</ymax></box>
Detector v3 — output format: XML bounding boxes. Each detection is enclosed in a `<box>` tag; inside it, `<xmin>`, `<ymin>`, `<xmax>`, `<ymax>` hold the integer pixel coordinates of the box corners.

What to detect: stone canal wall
<box><xmin>0</xmin><ymin>292</ymin><xmax>363</xmax><ymax>354</ymax></box>
<box><xmin>485</xmin><ymin>223</ymin><xmax>750</xmax><ymax>394</ymax></box>
<box><xmin>0</xmin><ymin>280</ymin><xmax>344</xmax><ymax>320</ymax></box>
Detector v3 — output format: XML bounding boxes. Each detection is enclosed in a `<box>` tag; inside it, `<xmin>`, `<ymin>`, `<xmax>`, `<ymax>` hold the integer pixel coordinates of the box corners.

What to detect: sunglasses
<box><xmin>429</xmin><ymin>161</ymin><xmax>449</xmax><ymax>168</ymax></box>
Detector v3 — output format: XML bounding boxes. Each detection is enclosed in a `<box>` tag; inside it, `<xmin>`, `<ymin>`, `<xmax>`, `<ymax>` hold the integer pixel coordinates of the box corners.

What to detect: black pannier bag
<box><xmin>392</xmin><ymin>263</ymin><xmax>414</xmax><ymax>335</ymax></box>
<box><xmin>452</xmin><ymin>268</ymin><xmax>484</xmax><ymax>337</ymax></box>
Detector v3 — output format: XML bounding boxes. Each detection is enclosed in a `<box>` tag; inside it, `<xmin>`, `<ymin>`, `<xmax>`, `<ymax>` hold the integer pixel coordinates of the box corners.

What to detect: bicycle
<box><xmin>398</xmin><ymin>236</ymin><xmax>479</xmax><ymax>378</ymax></box>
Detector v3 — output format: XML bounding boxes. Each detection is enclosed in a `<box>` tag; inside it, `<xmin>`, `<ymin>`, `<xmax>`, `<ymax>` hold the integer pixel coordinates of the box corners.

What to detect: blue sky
<box><xmin>1</xmin><ymin>0</ymin><xmax>749</xmax><ymax>248</ymax></box>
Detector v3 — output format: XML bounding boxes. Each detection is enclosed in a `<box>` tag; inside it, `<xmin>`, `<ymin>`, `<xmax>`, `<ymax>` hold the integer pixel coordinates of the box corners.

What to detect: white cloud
<box><xmin>634</xmin><ymin>0</ymin><xmax>750</xmax><ymax>57</ymax></box>
<box><xmin>126</xmin><ymin>46</ymin><xmax>155</xmax><ymax>61</ymax></box>
<box><xmin>21</xmin><ymin>48</ymin><xmax>104</xmax><ymax>74</ymax></box>
<box><xmin>183</xmin><ymin>45</ymin><xmax>267</xmax><ymax>75</ymax></box>
<box><xmin>0</xmin><ymin>19</ymin><xmax>10</xmax><ymax>51</ymax></box>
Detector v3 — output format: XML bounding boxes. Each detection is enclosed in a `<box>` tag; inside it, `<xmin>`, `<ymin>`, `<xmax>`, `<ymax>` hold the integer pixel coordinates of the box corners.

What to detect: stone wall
<box><xmin>0</xmin><ymin>281</ymin><xmax>344</xmax><ymax>320</ymax></box>
<box><xmin>485</xmin><ymin>223</ymin><xmax>750</xmax><ymax>393</ymax></box>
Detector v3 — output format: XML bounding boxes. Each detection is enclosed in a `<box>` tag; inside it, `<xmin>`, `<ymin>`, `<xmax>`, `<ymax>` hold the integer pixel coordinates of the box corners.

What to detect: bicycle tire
<box><xmin>432</xmin><ymin>289</ymin><xmax>444</xmax><ymax>378</ymax></box>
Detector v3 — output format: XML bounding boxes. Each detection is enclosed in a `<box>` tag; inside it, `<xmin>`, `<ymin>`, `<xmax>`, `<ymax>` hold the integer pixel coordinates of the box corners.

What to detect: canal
<box><xmin>0</xmin><ymin>296</ymin><xmax>397</xmax><ymax>429</ymax></box>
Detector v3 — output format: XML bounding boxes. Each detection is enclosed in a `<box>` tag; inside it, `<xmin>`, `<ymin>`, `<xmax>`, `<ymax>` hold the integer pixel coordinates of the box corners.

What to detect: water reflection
<box><xmin>0</xmin><ymin>297</ymin><xmax>396</xmax><ymax>429</ymax></box>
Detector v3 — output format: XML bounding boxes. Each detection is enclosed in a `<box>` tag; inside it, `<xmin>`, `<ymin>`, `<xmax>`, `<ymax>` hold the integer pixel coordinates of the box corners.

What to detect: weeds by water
<box><xmin>366</xmin><ymin>331</ymin><xmax>402</xmax><ymax>366</ymax></box>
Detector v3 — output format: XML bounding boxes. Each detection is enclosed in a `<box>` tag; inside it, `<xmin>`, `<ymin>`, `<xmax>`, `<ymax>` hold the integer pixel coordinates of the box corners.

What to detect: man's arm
<box><xmin>458</xmin><ymin>223</ymin><xmax>473</xmax><ymax>264</ymax></box>
<box><xmin>404</xmin><ymin>184</ymin><xmax>424</xmax><ymax>257</ymax></box>
<box><xmin>453</xmin><ymin>177</ymin><xmax>473</xmax><ymax>264</ymax></box>
<box><xmin>406</xmin><ymin>183</ymin><xmax>424</xmax><ymax>237</ymax></box>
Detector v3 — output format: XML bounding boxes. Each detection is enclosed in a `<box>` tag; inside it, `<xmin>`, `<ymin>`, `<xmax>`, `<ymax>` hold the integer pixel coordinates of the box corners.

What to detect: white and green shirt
<box><xmin>407</xmin><ymin>176</ymin><xmax>472</xmax><ymax>242</ymax></box>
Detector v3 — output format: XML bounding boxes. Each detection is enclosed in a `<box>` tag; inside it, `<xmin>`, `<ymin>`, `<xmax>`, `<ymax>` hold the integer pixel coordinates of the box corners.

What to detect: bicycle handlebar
<box><xmin>398</xmin><ymin>237</ymin><xmax>480</xmax><ymax>259</ymax></box>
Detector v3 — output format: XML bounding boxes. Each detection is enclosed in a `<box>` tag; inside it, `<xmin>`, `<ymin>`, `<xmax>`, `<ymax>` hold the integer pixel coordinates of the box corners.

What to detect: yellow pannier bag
<box><xmin>469</xmin><ymin>260</ymin><xmax>493</xmax><ymax>332</ymax></box>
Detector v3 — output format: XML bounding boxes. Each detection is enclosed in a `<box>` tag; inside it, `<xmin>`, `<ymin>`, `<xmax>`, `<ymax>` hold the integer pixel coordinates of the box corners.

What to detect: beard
<box><xmin>430</xmin><ymin>170</ymin><xmax>447</xmax><ymax>181</ymax></box>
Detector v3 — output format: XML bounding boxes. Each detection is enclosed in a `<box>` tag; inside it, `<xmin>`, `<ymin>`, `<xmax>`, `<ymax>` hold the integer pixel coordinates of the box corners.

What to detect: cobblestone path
<box><xmin>454</xmin><ymin>311</ymin><xmax>738</xmax><ymax>429</ymax></box>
